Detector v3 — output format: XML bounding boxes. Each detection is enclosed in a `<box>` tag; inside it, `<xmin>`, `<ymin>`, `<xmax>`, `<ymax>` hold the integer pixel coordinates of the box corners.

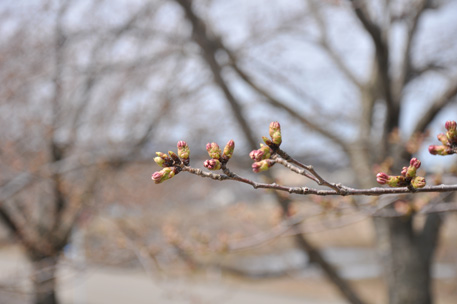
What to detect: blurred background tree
<box><xmin>1</xmin><ymin>1</ymin><xmax>456</xmax><ymax>304</ymax></box>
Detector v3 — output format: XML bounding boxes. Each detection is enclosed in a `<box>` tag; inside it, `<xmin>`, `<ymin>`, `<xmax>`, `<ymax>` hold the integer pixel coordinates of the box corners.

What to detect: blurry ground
<box><xmin>1</xmin><ymin>207</ymin><xmax>457</xmax><ymax>304</ymax></box>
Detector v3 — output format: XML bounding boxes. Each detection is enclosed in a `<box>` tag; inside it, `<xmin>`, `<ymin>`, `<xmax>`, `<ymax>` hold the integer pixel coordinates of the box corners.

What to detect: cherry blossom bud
<box><xmin>177</xmin><ymin>141</ymin><xmax>190</xmax><ymax>160</ymax></box>
<box><xmin>404</xmin><ymin>158</ymin><xmax>421</xmax><ymax>178</ymax></box>
<box><xmin>445</xmin><ymin>121</ymin><xmax>457</xmax><ymax>143</ymax></box>
<box><xmin>387</xmin><ymin>176</ymin><xmax>408</xmax><ymax>187</ymax></box>
<box><xmin>428</xmin><ymin>145</ymin><xmax>452</xmax><ymax>156</ymax></box>
<box><xmin>410</xmin><ymin>158</ymin><xmax>421</xmax><ymax>169</ymax></box>
<box><xmin>262</xmin><ymin>136</ymin><xmax>273</xmax><ymax>146</ymax></box>
<box><xmin>222</xmin><ymin>140</ymin><xmax>235</xmax><ymax>160</ymax></box>
<box><xmin>445</xmin><ymin>120</ymin><xmax>456</xmax><ymax>131</ymax></box>
<box><xmin>151</xmin><ymin>167</ymin><xmax>175</xmax><ymax>184</ymax></box>
<box><xmin>269</xmin><ymin>121</ymin><xmax>282</xmax><ymax>145</ymax></box>
<box><xmin>249</xmin><ymin>145</ymin><xmax>271</xmax><ymax>162</ymax></box>
<box><xmin>376</xmin><ymin>173</ymin><xmax>407</xmax><ymax>187</ymax></box>
<box><xmin>154</xmin><ymin>156</ymin><xmax>166</xmax><ymax>168</ymax></box>
<box><xmin>437</xmin><ymin>133</ymin><xmax>449</xmax><ymax>146</ymax></box>
<box><xmin>206</xmin><ymin>142</ymin><xmax>221</xmax><ymax>159</ymax></box>
<box><xmin>168</xmin><ymin>151</ymin><xmax>180</xmax><ymax>163</ymax></box>
<box><xmin>376</xmin><ymin>172</ymin><xmax>389</xmax><ymax>185</ymax></box>
<box><xmin>204</xmin><ymin>159</ymin><xmax>222</xmax><ymax>170</ymax></box>
<box><xmin>252</xmin><ymin>159</ymin><xmax>275</xmax><ymax>173</ymax></box>
<box><xmin>155</xmin><ymin>152</ymin><xmax>172</xmax><ymax>167</ymax></box>
<box><xmin>401</xmin><ymin>167</ymin><xmax>408</xmax><ymax>177</ymax></box>
<box><xmin>411</xmin><ymin>176</ymin><xmax>426</xmax><ymax>189</ymax></box>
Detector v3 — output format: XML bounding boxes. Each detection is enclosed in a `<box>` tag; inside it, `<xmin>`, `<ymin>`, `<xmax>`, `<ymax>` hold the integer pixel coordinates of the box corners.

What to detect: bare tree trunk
<box><xmin>374</xmin><ymin>213</ymin><xmax>442</xmax><ymax>304</ymax></box>
<box><xmin>30</xmin><ymin>255</ymin><xmax>60</xmax><ymax>304</ymax></box>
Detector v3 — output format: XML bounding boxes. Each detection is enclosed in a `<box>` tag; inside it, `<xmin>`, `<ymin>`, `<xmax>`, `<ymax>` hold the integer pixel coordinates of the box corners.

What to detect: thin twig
<box><xmin>180</xmin><ymin>164</ymin><xmax>457</xmax><ymax>197</ymax></box>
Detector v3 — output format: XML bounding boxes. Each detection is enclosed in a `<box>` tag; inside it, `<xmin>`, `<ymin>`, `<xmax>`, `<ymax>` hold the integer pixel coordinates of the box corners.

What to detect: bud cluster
<box><xmin>152</xmin><ymin>141</ymin><xmax>191</xmax><ymax>184</ymax></box>
<box><xmin>249</xmin><ymin>121</ymin><xmax>283</xmax><ymax>173</ymax></box>
<box><xmin>429</xmin><ymin>120</ymin><xmax>457</xmax><ymax>156</ymax></box>
<box><xmin>376</xmin><ymin>158</ymin><xmax>426</xmax><ymax>189</ymax></box>
<box><xmin>204</xmin><ymin>140</ymin><xmax>235</xmax><ymax>171</ymax></box>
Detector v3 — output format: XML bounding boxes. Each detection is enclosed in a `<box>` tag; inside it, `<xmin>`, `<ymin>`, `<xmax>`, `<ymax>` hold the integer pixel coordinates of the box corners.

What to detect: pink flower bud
<box><xmin>445</xmin><ymin>120</ymin><xmax>456</xmax><ymax>131</ymax></box>
<box><xmin>376</xmin><ymin>173</ymin><xmax>407</xmax><ymax>187</ymax></box>
<box><xmin>252</xmin><ymin>159</ymin><xmax>275</xmax><ymax>173</ymax></box>
<box><xmin>203</xmin><ymin>159</ymin><xmax>222</xmax><ymax>170</ymax></box>
<box><xmin>401</xmin><ymin>167</ymin><xmax>408</xmax><ymax>177</ymax></box>
<box><xmin>411</xmin><ymin>176</ymin><xmax>426</xmax><ymax>189</ymax></box>
<box><xmin>410</xmin><ymin>158</ymin><xmax>421</xmax><ymax>169</ymax></box>
<box><xmin>269</xmin><ymin>121</ymin><xmax>282</xmax><ymax>145</ymax></box>
<box><xmin>428</xmin><ymin>145</ymin><xmax>452</xmax><ymax>156</ymax></box>
<box><xmin>404</xmin><ymin>158</ymin><xmax>421</xmax><ymax>178</ymax></box>
<box><xmin>222</xmin><ymin>139</ymin><xmax>235</xmax><ymax>160</ymax></box>
<box><xmin>376</xmin><ymin>172</ymin><xmax>389</xmax><ymax>185</ymax></box>
<box><xmin>249</xmin><ymin>145</ymin><xmax>271</xmax><ymax>162</ymax></box>
<box><xmin>177</xmin><ymin>141</ymin><xmax>190</xmax><ymax>160</ymax></box>
<box><xmin>206</xmin><ymin>142</ymin><xmax>221</xmax><ymax>159</ymax></box>
<box><xmin>151</xmin><ymin>167</ymin><xmax>175</xmax><ymax>184</ymax></box>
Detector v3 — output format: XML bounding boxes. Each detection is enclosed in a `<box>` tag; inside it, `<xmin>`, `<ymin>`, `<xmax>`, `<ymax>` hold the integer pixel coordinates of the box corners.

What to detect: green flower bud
<box><xmin>386</xmin><ymin>175</ymin><xmax>408</xmax><ymax>187</ymax></box>
<box><xmin>446</xmin><ymin>121</ymin><xmax>457</xmax><ymax>143</ymax></box>
<box><xmin>411</xmin><ymin>176</ymin><xmax>426</xmax><ymax>189</ymax></box>
<box><xmin>204</xmin><ymin>159</ymin><xmax>222</xmax><ymax>170</ymax></box>
<box><xmin>222</xmin><ymin>140</ymin><xmax>235</xmax><ymax>160</ymax></box>
<box><xmin>177</xmin><ymin>141</ymin><xmax>190</xmax><ymax>160</ymax></box>
<box><xmin>154</xmin><ymin>156</ymin><xmax>166</xmax><ymax>168</ymax></box>
<box><xmin>377</xmin><ymin>172</ymin><xmax>408</xmax><ymax>187</ymax></box>
<box><xmin>428</xmin><ymin>145</ymin><xmax>452</xmax><ymax>155</ymax></box>
<box><xmin>155</xmin><ymin>152</ymin><xmax>173</xmax><ymax>167</ymax></box>
<box><xmin>262</xmin><ymin>136</ymin><xmax>273</xmax><ymax>146</ymax></box>
<box><xmin>252</xmin><ymin>159</ymin><xmax>275</xmax><ymax>173</ymax></box>
<box><xmin>151</xmin><ymin>167</ymin><xmax>175</xmax><ymax>184</ymax></box>
<box><xmin>269</xmin><ymin>121</ymin><xmax>282</xmax><ymax>145</ymax></box>
<box><xmin>404</xmin><ymin>158</ymin><xmax>421</xmax><ymax>178</ymax></box>
<box><xmin>249</xmin><ymin>145</ymin><xmax>272</xmax><ymax>162</ymax></box>
<box><xmin>206</xmin><ymin>142</ymin><xmax>221</xmax><ymax>159</ymax></box>
<box><xmin>437</xmin><ymin>133</ymin><xmax>449</xmax><ymax>146</ymax></box>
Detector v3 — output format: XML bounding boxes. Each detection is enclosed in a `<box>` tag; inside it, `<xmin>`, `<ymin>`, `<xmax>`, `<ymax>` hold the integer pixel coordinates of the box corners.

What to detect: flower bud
<box><xmin>252</xmin><ymin>159</ymin><xmax>275</xmax><ymax>173</ymax></box>
<box><xmin>410</xmin><ymin>158</ymin><xmax>421</xmax><ymax>169</ymax></box>
<box><xmin>262</xmin><ymin>136</ymin><xmax>273</xmax><ymax>146</ymax></box>
<box><xmin>376</xmin><ymin>173</ymin><xmax>407</xmax><ymax>187</ymax></box>
<box><xmin>269</xmin><ymin>121</ymin><xmax>282</xmax><ymax>145</ymax></box>
<box><xmin>445</xmin><ymin>121</ymin><xmax>457</xmax><ymax>143</ymax></box>
<box><xmin>151</xmin><ymin>167</ymin><xmax>175</xmax><ymax>184</ymax></box>
<box><xmin>445</xmin><ymin>120</ymin><xmax>456</xmax><ymax>131</ymax></box>
<box><xmin>387</xmin><ymin>176</ymin><xmax>408</xmax><ymax>187</ymax></box>
<box><xmin>404</xmin><ymin>158</ymin><xmax>421</xmax><ymax>178</ymax></box>
<box><xmin>401</xmin><ymin>167</ymin><xmax>408</xmax><ymax>177</ymax></box>
<box><xmin>222</xmin><ymin>140</ymin><xmax>235</xmax><ymax>160</ymax></box>
<box><xmin>168</xmin><ymin>151</ymin><xmax>180</xmax><ymax>163</ymax></box>
<box><xmin>376</xmin><ymin>172</ymin><xmax>389</xmax><ymax>185</ymax></box>
<box><xmin>249</xmin><ymin>145</ymin><xmax>271</xmax><ymax>162</ymax></box>
<box><xmin>437</xmin><ymin>133</ymin><xmax>449</xmax><ymax>146</ymax></box>
<box><xmin>177</xmin><ymin>141</ymin><xmax>190</xmax><ymax>160</ymax></box>
<box><xmin>428</xmin><ymin>145</ymin><xmax>452</xmax><ymax>155</ymax></box>
<box><xmin>411</xmin><ymin>176</ymin><xmax>426</xmax><ymax>189</ymax></box>
<box><xmin>204</xmin><ymin>159</ymin><xmax>222</xmax><ymax>170</ymax></box>
<box><xmin>154</xmin><ymin>156</ymin><xmax>166</xmax><ymax>168</ymax></box>
<box><xmin>155</xmin><ymin>152</ymin><xmax>172</xmax><ymax>167</ymax></box>
<box><xmin>206</xmin><ymin>142</ymin><xmax>221</xmax><ymax>159</ymax></box>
